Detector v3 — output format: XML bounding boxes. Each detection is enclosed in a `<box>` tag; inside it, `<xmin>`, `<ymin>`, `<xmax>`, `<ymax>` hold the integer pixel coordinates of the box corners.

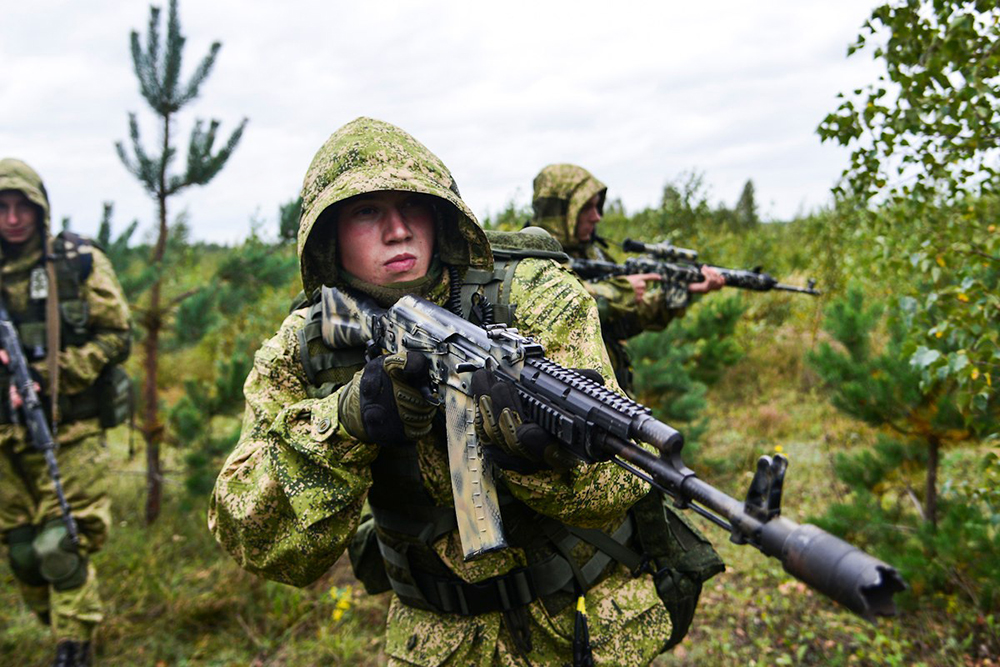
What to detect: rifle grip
<box><xmin>442</xmin><ymin>386</ymin><xmax>508</xmax><ymax>560</ymax></box>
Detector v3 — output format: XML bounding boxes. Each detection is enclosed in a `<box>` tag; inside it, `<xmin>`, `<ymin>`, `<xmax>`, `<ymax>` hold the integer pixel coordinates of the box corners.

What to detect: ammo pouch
<box><xmin>348</xmin><ymin>514</ymin><xmax>392</xmax><ymax>595</ymax></box>
<box><xmin>631</xmin><ymin>490</ymin><xmax>725</xmax><ymax>649</ymax></box>
<box><xmin>95</xmin><ymin>364</ymin><xmax>132</xmax><ymax>429</ymax></box>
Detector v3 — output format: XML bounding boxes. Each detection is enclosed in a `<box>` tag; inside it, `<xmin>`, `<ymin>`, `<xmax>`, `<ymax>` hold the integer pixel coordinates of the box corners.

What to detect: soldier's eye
<box><xmin>347</xmin><ymin>205</ymin><xmax>379</xmax><ymax>221</ymax></box>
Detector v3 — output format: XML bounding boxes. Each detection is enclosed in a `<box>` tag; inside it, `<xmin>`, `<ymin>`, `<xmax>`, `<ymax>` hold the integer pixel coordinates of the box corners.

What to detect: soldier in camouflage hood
<box><xmin>210</xmin><ymin>119</ymin><xmax>677</xmax><ymax>665</ymax></box>
<box><xmin>0</xmin><ymin>158</ymin><xmax>132</xmax><ymax>667</ymax></box>
<box><xmin>532</xmin><ymin>164</ymin><xmax>724</xmax><ymax>393</ymax></box>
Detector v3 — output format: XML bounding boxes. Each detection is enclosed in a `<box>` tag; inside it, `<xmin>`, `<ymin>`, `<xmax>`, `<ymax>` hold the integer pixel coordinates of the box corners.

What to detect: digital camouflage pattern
<box><xmin>210</xmin><ymin>119</ymin><xmax>673</xmax><ymax>665</ymax></box>
<box><xmin>297</xmin><ymin>117</ymin><xmax>491</xmax><ymax>296</ymax></box>
<box><xmin>532</xmin><ymin>163</ymin><xmax>689</xmax><ymax>392</ymax></box>
<box><xmin>0</xmin><ymin>157</ymin><xmax>130</xmax><ymax>641</ymax></box>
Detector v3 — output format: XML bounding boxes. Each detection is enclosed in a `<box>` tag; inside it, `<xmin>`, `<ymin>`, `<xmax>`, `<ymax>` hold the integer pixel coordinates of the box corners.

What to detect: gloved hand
<box><xmin>471</xmin><ymin>368</ymin><xmax>606</xmax><ymax>473</ymax></box>
<box><xmin>338</xmin><ymin>351</ymin><xmax>436</xmax><ymax>447</ymax></box>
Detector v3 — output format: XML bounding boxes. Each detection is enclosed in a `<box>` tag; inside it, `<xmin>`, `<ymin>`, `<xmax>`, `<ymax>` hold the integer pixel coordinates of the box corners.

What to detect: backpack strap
<box><xmin>459</xmin><ymin>227</ymin><xmax>571</xmax><ymax>326</ymax></box>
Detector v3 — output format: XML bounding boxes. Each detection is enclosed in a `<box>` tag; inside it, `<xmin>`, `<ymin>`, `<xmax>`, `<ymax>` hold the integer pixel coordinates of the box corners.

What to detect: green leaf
<box><xmin>911</xmin><ymin>346</ymin><xmax>942</xmax><ymax>368</ymax></box>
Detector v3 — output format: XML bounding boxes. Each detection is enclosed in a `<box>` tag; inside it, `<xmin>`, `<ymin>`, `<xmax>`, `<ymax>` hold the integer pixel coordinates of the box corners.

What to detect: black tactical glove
<box><xmin>338</xmin><ymin>351</ymin><xmax>436</xmax><ymax>447</ymax></box>
<box><xmin>471</xmin><ymin>368</ymin><xmax>607</xmax><ymax>473</ymax></box>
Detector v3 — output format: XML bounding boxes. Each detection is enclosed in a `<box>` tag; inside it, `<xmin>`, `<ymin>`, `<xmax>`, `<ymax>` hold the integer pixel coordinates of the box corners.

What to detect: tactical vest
<box><xmin>297</xmin><ymin>229</ymin><xmax>723</xmax><ymax>649</ymax></box>
<box><xmin>0</xmin><ymin>232</ymin><xmax>131</xmax><ymax>428</ymax></box>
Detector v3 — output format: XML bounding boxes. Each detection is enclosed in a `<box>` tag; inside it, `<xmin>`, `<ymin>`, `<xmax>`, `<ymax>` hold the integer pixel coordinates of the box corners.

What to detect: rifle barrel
<box><xmin>599</xmin><ymin>434</ymin><xmax>904</xmax><ymax>620</ymax></box>
<box><xmin>0</xmin><ymin>302</ymin><xmax>80</xmax><ymax>544</ymax></box>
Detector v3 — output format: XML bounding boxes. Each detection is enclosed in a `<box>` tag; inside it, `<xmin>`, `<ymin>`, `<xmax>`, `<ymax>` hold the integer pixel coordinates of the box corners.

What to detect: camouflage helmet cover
<box><xmin>0</xmin><ymin>158</ymin><xmax>50</xmax><ymax>233</ymax></box>
<box><xmin>297</xmin><ymin>117</ymin><xmax>492</xmax><ymax>294</ymax></box>
<box><xmin>531</xmin><ymin>163</ymin><xmax>606</xmax><ymax>251</ymax></box>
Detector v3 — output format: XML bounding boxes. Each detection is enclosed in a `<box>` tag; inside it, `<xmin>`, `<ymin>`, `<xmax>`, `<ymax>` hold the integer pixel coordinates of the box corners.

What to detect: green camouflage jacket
<box><xmin>532</xmin><ymin>164</ymin><xmax>688</xmax><ymax>391</ymax></box>
<box><xmin>0</xmin><ymin>158</ymin><xmax>131</xmax><ymax>451</ymax></box>
<box><xmin>210</xmin><ymin>119</ymin><xmax>672</xmax><ymax>665</ymax></box>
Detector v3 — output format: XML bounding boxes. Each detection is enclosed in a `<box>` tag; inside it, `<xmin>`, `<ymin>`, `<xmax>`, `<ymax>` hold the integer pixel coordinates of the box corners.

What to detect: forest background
<box><xmin>1</xmin><ymin>0</ymin><xmax>999</xmax><ymax>665</ymax></box>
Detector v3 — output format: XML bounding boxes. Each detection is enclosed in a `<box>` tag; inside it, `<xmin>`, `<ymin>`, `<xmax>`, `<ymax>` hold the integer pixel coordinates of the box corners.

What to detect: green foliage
<box><xmin>114</xmin><ymin>0</ymin><xmax>249</xmax><ymax>522</ymax></box>
<box><xmin>278</xmin><ymin>196</ymin><xmax>302</xmax><ymax>242</ymax></box>
<box><xmin>808</xmin><ymin>287</ymin><xmax>933</xmax><ymax>428</ymax></box>
<box><xmin>631</xmin><ymin>294</ymin><xmax>746</xmax><ymax>444</ymax></box>
<box><xmin>166</xmin><ymin>232</ymin><xmax>298</xmax><ymax>496</ymax></box>
<box><xmin>818</xmin><ymin>0</ymin><xmax>1000</xmax><ymax>202</ymax></box>
<box><xmin>96</xmin><ymin>202</ymin><xmax>140</xmax><ymax>269</ymax></box>
<box><xmin>814</xmin><ymin>443</ymin><xmax>1000</xmax><ymax>614</ymax></box>
<box><xmin>734</xmin><ymin>179</ymin><xmax>760</xmax><ymax>229</ymax></box>
<box><xmin>807</xmin><ymin>285</ymin><xmax>999</xmax><ymax>614</ymax></box>
<box><xmin>481</xmin><ymin>199</ymin><xmax>532</xmax><ymax>231</ymax></box>
<box><xmin>213</xmin><ymin>231</ymin><xmax>300</xmax><ymax>311</ymax></box>
<box><xmin>116</xmin><ymin>0</ymin><xmax>247</xmax><ymax>195</ymax></box>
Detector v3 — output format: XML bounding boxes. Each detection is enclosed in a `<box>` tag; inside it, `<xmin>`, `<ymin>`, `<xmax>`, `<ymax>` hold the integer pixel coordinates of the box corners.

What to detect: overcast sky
<box><xmin>0</xmin><ymin>1</ymin><xmax>884</xmax><ymax>244</ymax></box>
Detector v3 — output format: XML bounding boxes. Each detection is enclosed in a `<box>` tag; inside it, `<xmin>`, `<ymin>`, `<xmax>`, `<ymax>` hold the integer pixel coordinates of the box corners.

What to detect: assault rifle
<box><xmin>573</xmin><ymin>238</ymin><xmax>821</xmax><ymax>296</ymax></box>
<box><xmin>321</xmin><ymin>286</ymin><xmax>904</xmax><ymax>621</ymax></box>
<box><xmin>0</xmin><ymin>297</ymin><xmax>79</xmax><ymax>544</ymax></box>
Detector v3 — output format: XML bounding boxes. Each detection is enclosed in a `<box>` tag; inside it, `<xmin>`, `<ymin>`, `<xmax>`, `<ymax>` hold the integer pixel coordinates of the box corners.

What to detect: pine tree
<box><xmin>735</xmin><ymin>179</ymin><xmax>759</xmax><ymax>228</ymax></box>
<box><xmin>169</xmin><ymin>231</ymin><xmax>297</xmax><ymax>499</ymax></box>
<box><xmin>630</xmin><ymin>294</ymin><xmax>746</xmax><ymax>447</ymax></box>
<box><xmin>807</xmin><ymin>286</ymin><xmax>972</xmax><ymax>527</ymax></box>
<box><xmin>116</xmin><ymin>0</ymin><xmax>247</xmax><ymax>524</ymax></box>
<box><xmin>278</xmin><ymin>197</ymin><xmax>302</xmax><ymax>243</ymax></box>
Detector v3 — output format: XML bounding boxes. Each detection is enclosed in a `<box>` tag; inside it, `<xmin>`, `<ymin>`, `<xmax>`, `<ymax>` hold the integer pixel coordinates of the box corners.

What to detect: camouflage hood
<box><xmin>0</xmin><ymin>158</ymin><xmax>50</xmax><ymax>234</ymax></box>
<box><xmin>531</xmin><ymin>164</ymin><xmax>606</xmax><ymax>253</ymax></box>
<box><xmin>297</xmin><ymin>117</ymin><xmax>492</xmax><ymax>295</ymax></box>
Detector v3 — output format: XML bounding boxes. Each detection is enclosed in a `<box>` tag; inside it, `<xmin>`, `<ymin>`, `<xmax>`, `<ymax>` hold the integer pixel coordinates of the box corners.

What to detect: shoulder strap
<box><xmin>460</xmin><ymin>228</ymin><xmax>571</xmax><ymax>326</ymax></box>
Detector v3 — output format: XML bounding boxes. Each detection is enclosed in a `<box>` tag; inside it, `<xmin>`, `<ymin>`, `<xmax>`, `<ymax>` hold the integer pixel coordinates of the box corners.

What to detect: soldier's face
<box><xmin>0</xmin><ymin>190</ymin><xmax>40</xmax><ymax>245</ymax></box>
<box><xmin>336</xmin><ymin>191</ymin><xmax>436</xmax><ymax>286</ymax></box>
<box><xmin>575</xmin><ymin>193</ymin><xmax>601</xmax><ymax>243</ymax></box>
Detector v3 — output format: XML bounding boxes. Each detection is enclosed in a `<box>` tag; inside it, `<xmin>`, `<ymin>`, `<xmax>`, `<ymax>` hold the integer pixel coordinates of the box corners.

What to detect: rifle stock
<box><xmin>320</xmin><ymin>286</ymin><xmax>903</xmax><ymax>620</ymax></box>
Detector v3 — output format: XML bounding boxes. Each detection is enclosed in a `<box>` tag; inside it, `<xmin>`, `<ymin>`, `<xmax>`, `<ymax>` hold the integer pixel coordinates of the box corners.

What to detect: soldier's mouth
<box><xmin>385</xmin><ymin>253</ymin><xmax>417</xmax><ymax>272</ymax></box>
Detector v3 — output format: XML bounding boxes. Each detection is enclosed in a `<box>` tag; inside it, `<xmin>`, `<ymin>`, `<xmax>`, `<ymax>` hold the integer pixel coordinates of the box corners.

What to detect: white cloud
<box><xmin>0</xmin><ymin>0</ymin><xmax>884</xmax><ymax>242</ymax></box>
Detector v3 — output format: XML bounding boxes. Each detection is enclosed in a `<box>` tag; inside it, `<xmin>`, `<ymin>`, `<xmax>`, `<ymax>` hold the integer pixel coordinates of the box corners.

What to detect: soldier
<box><xmin>210</xmin><ymin>118</ymin><xmax>692</xmax><ymax>666</ymax></box>
<box><xmin>531</xmin><ymin>164</ymin><xmax>725</xmax><ymax>393</ymax></box>
<box><xmin>0</xmin><ymin>158</ymin><xmax>132</xmax><ymax>667</ymax></box>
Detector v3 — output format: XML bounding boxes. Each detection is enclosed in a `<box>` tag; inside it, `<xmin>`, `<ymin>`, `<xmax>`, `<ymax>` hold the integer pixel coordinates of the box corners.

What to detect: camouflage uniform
<box><xmin>210</xmin><ymin>119</ymin><xmax>672</xmax><ymax>666</ymax></box>
<box><xmin>532</xmin><ymin>164</ymin><xmax>689</xmax><ymax>393</ymax></box>
<box><xmin>0</xmin><ymin>158</ymin><xmax>131</xmax><ymax>642</ymax></box>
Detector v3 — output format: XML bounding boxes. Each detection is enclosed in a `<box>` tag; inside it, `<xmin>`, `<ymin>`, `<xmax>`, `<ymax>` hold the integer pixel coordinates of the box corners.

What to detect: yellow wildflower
<box><xmin>957</xmin><ymin>293</ymin><xmax>969</xmax><ymax>302</ymax></box>
<box><xmin>329</xmin><ymin>586</ymin><xmax>353</xmax><ymax>623</ymax></box>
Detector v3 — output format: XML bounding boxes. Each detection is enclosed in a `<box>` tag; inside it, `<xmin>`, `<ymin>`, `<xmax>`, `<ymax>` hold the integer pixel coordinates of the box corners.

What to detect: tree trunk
<box><xmin>926</xmin><ymin>434</ymin><xmax>940</xmax><ymax>529</ymax></box>
<box><xmin>143</xmin><ymin>112</ymin><xmax>171</xmax><ymax>525</ymax></box>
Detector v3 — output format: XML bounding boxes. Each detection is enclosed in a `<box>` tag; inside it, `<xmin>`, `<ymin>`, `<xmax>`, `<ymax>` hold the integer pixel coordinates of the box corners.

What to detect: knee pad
<box><xmin>33</xmin><ymin>521</ymin><xmax>88</xmax><ymax>592</ymax></box>
<box><xmin>6</xmin><ymin>525</ymin><xmax>46</xmax><ymax>587</ymax></box>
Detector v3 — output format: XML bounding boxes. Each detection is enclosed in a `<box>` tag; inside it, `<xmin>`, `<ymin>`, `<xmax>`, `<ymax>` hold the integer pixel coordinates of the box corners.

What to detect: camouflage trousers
<box><xmin>0</xmin><ymin>432</ymin><xmax>111</xmax><ymax>641</ymax></box>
